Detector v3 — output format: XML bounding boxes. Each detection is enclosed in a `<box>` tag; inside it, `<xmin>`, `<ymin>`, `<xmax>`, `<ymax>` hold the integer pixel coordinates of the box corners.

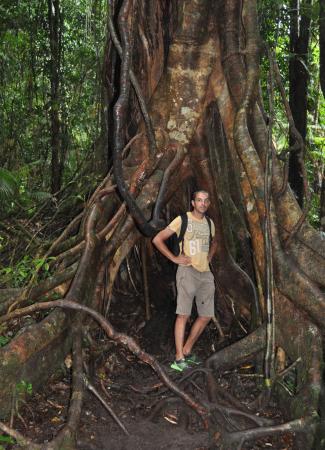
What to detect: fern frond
<box><xmin>0</xmin><ymin>168</ymin><xmax>19</xmax><ymax>201</ymax></box>
<box><xmin>28</xmin><ymin>191</ymin><xmax>53</xmax><ymax>202</ymax></box>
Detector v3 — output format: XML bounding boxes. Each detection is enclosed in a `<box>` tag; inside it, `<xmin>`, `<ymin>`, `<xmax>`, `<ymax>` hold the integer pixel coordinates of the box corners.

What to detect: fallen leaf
<box><xmin>51</xmin><ymin>417</ymin><xmax>62</xmax><ymax>423</ymax></box>
<box><xmin>164</xmin><ymin>413</ymin><xmax>178</xmax><ymax>424</ymax></box>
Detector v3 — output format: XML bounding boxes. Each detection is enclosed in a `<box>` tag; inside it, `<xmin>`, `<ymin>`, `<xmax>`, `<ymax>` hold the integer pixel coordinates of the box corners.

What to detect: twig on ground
<box><xmin>84</xmin><ymin>377</ymin><xmax>129</xmax><ymax>435</ymax></box>
<box><xmin>0</xmin><ymin>420</ymin><xmax>40</xmax><ymax>450</ymax></box>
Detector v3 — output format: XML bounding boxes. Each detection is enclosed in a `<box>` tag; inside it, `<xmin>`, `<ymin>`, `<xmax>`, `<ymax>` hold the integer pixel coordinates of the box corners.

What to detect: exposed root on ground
<box><xmin>0</xmin><ymin>299</ymin><xmax>320</xmax><ymax>449</ymax></box>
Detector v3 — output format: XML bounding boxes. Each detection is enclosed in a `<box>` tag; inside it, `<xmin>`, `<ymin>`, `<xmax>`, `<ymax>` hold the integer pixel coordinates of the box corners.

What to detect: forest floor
<box><xmin>5</xmin><ymin>269</ymin><xmax>295</xmax><ymax>450</ymax></box>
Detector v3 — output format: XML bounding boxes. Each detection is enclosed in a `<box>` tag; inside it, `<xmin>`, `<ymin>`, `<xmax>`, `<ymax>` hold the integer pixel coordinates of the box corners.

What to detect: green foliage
<box><xmin>0</xmin><ymin>255</ymin><xmax>55</xmax><ymax>288</ymax></box>
<box><xmin>0</xmin><ymin>2</ymin><xmax>119</xmax><ymax>281</ymax></box>
<box><xmin>0</xmin><ymin>434</ymin><xmax>15</xmax><ymax>448</ymax></box>
<box><xmin>13</xmin><ymin>380</ymin><xmax>33</xmax><ymax>424</ymax></box>
<box><xmin>0</xmin><ymin>335</ymin><xmax>10</xmax><ymax>347</ymax></box>
<box><xmin>0</xmin><ymin>165</ymin><xmax>55</xmax><ymax>221</ymax></box>
<box><xmin>0</xmin><ymin>0</ymin><xmax>108</xmax><ymax>195</ymax></box>
<box><xmin>308</xmin><ymin>192</ymin><xmax>321</xmax><ymax>228</ymax></box>
<box><xmin>258</xmin><ymin>0</ymin><xmax>325</xmax><ymax>229</ymax></box>
<box><xmin>16</xmin><ymin>380</ymin><xmax>33</xmax><ymax>396</ymax></box>
<box><xmin>0</xmin><ymin>168</ymin><xmax>19</xmax><ymax>203</ymax></box>
<box><xmin>306</xmin><ymin>137</ymin><xmax>325</xmax><ymax>227</ymax></box>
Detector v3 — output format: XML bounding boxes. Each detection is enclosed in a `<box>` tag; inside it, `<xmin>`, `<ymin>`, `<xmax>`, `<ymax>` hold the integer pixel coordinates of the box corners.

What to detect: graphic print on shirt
<box><xmin>185</xmin><ymin>219</ymin><xmax>210</xmax><ymax>256</ymax></box>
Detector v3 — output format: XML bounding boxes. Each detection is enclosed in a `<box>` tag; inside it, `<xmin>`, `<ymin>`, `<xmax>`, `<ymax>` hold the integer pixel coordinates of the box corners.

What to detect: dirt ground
<box><xmin>5</xmin><ymin>280</ymin><xmax>297</xmax><ymax>450</ymax></box>
<box><xmin>10</xmin><ymin>342</ymin><xmax>292</xmax><ymax>450</ymax></box>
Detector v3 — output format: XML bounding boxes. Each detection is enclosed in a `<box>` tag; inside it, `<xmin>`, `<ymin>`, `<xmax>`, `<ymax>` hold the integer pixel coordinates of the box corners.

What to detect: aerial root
<box><xmin>47</xmin><ymin>326</ymin><xmax>84</xmax><ymax>450</ymax></box>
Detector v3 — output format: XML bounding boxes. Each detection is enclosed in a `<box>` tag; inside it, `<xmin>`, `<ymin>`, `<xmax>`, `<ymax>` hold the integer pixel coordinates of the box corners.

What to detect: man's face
<box><xmin>191</xmin><ymin>192</ymin><xmax>210</xmax><ymax>214</ymax></box>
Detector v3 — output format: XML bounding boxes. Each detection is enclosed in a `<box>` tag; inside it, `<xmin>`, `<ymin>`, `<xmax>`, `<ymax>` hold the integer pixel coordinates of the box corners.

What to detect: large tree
<box><xmin>0</xmin><ymin>0</ymin><xmax>324</xmax><ymax>449</ymax></box>
<box><xmin>288</xmin><ymin>0</ymin><xmax>312</xmax><ymax>207</ymax></box>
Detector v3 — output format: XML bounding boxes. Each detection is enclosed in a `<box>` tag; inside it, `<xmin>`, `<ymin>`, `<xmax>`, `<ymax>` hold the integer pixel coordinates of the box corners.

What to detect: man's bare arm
<box><xmin>152</xmin><ymin>228</ymin><xmax>191</xmax><ymax>266</ymax></box>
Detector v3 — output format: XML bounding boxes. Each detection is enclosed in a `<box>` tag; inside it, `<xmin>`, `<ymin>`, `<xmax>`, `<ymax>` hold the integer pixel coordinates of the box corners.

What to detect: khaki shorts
<box><xmin>176</xmin><ymin>265</ymin><xmax>215</xmax><ymax>317</ymax></box>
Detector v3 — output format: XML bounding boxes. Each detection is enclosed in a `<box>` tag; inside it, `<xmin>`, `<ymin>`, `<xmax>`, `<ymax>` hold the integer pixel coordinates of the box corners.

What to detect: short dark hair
<box><xmin>192</xmin><ymin>190</ymin><xmax>209</xmax><ymax>200</ymax></box>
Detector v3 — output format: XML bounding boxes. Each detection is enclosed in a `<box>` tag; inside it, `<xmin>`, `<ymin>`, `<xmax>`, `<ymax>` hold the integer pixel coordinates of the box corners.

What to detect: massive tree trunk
<box><xmin>0</xmin><ymin>1</ymin><xmax>324</xmax><ymax>448</ymax></box>
<box><xmin>288</xmin><ymin>0</ymin><xmax>312</xmax><ymax>207</ymax></box>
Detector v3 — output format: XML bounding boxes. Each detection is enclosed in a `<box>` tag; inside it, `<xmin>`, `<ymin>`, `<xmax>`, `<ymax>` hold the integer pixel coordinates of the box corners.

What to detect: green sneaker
<box><xmin>184</xmin><ymin>354</ymin><xmax>201</xmax><ymax>366</ymax></box>
<box><xmin>170</xmin><ymin>359</ymin><xmax>189</xmax><ymax>372</ymax></box>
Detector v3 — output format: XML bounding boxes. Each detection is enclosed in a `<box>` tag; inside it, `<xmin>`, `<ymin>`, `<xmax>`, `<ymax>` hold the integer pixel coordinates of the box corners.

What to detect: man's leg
<box><xmin>174</xmin><ymin>266</ymin><xmax>195</xmax><ymax>361</ymax></box>
<box><xmin>183</xmin><ymin>316</ymin><xmax>211</xmax><ymax>356</ymax></box>
<box><xmin>183</xmin><ymin>269</ymin><xmax>215</xmax><ymax>356</ymax></box>
<box><xmin>174</xmin><ymin>314</ymin><xmax>189</xmax><ymax>360</ymax></box>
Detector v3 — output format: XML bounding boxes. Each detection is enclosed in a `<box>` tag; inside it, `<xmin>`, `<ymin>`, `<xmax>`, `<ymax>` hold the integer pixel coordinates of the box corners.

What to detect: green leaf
<box><xmin>0</xmin><ymin>336</ymin><xmax>10</xmax><ymax>347</ymax></box>
<box><xmin>16</xmin><ymin>380</ymin><xmax>33</xmax><ymax>396</ymax></box>
<box><xmin>0</xmin><ymin>168</ymin><xmax>19</xmax><ymax>201</ymax></box>
<box><xmin>0</xmin><ymin>434</ymin><xmax>15</xmax><ymax>444</ymax></box>
<box><xmin>34</xmin><ymin>258</ymin><xmax>45</xmax><ymax>270</ymax></box>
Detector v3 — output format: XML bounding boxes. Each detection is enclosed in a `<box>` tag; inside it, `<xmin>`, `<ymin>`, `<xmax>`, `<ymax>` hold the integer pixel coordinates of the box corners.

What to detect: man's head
<box><xmin>191</xmin><ymin>190</ymin><xmax>210</xmax><ymax>215</ymax></box>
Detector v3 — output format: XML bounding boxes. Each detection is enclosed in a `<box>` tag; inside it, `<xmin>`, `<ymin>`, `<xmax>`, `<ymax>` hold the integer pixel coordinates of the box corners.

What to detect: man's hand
<box><xmin>152</xmin><ymin>228</ymin><xmax>191</xmax><ymax>266</ymax></box>
<box><xmin>173</xmin><ymin>254</ymin><xmax>191</xmax><ymax>266</ymax></box>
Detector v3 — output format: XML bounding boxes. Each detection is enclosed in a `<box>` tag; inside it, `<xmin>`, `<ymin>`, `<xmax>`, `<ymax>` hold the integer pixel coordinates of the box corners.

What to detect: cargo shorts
<box><xmin>176</xmin><ymin>265</ymin><xmax>215</xmax><ymax>317</ymax></box>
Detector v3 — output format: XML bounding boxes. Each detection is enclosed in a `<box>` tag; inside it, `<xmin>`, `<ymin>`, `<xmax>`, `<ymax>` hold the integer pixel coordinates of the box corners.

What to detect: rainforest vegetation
<box><xmin>0</xmin><ymin>0</ymin><xmax>324</xmax><ymax>449</ymax></box>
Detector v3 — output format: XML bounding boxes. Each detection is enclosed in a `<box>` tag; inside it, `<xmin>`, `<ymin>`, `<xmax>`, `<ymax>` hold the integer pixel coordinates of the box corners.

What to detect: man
<box><xmin>152</xmin><ymin>190</ymin><xmax>216</xmax><ymax>372</ymax></box>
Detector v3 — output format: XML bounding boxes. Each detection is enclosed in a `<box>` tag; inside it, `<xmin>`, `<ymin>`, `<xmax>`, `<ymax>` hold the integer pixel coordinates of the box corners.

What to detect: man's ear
<box><xmin>191</xmin><ymin>199</ymin><xmax>195</xmax><ymax>208</ymax></box>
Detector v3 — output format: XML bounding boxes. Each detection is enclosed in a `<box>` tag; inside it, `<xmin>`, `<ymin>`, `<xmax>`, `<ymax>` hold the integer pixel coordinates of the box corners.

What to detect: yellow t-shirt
<box><xmin>168</xmin><ymin>212</ymin><xmax>215</xmax><ymax>272</ymax></box>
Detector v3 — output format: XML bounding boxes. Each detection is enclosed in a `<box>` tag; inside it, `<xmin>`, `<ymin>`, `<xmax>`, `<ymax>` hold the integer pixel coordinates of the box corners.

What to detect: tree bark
<box><xmin>321</xmin><ymin>168</ymin><xmax>325</xmax><ymax>231</ymax></box>
<box><xmin>288</xmin><ymin>0</ymin><xmax>312</xmax><ymax>207</ymax></box>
